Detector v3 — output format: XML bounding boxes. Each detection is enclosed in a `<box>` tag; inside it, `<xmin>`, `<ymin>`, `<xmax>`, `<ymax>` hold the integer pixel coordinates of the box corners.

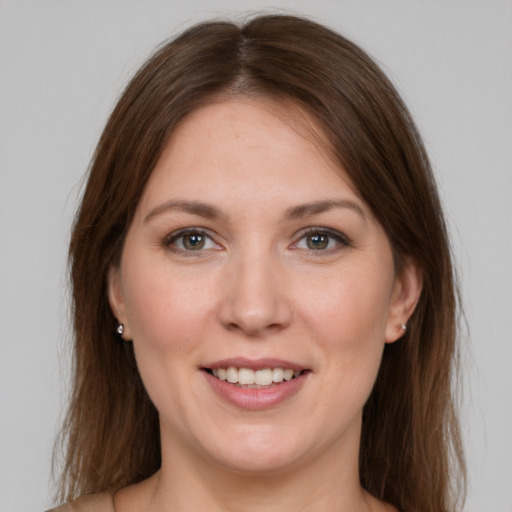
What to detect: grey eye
<box><xmin>305</xmin><ymin>233</ymin><xmax>329</xmax><ymax>250</ymax></box>
<box><xmin>295</xmin><ymin>231</ymin><xmax>343</xmax><ymax>251</ymax></box>
<box><xmin>166</xmin><ymin>230</ymin><xmax>219</xmax><ymax>252</ymax></box>
<box><xmin>181</xmin><ymin>232</ymin><xmax>206</xmax><ymax>250</ymax></box>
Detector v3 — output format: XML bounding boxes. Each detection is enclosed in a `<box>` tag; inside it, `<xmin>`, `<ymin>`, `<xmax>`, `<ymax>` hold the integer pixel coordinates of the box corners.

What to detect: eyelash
<box><xmin>163</xmin><ymin>228</ymin><xmax>220</xmax><ymax>256</ymax></box>
<box><xmin>291</xmin><ymin>228</ymin><xmax>351</xmax><ymax>254</ymax></box>
<box><xmin>163</xmin><ymin>227</ymin><xmax>351</xmax><ymax>256</ymax></box>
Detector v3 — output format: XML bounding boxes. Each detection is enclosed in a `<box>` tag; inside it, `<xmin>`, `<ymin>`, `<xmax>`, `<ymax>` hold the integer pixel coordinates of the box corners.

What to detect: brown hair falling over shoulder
<box><xmin>56</xmin><ymin>14</ymin><xmax>465</xmax><ymax>512</ymax></box>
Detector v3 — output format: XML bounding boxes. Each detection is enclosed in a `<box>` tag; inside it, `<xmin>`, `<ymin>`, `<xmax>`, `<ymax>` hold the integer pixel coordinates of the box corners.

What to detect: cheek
<box><xmin>299</xmin><ymin>266</ymin><xmax>393</xmax><ymax>346</ymax></box>
<box><xmin>122</xmin><ymin>258</ymin><xmax>213</xmax><ymax>352</ymax></box>
<box><xmin>118</xmin><ymin>248</ymin><xmax>219</xmax><ymax>402</ymax></box>
<box><xmin>296</xmin><ymin>264</ymin><xmax>393</xmax><ymax>396</ymax></box>
<box><xmin>120</xmin><ymin>260</ymin><xmax>218</xmax><ymax>423</ymax></box>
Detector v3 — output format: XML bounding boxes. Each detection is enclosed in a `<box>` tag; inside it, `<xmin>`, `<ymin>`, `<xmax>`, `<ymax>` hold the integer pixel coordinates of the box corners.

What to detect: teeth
<box><xmin>283</xmin><ymin>369</ymin><xmax>294</xmax><ymax>381</ymax></box>
<box><xmin>254</xmin><ymin>368</ymin><xmax>273</xmax><ymax>385</ymax></box>
<box><xmin>272</xmin><ymin>368</ymin><xmax>284</xmax><ymax>383</ymax></box>
<box><xmin>226</xmin><ymin>366</ymin><xmax>238</xmax><ymax>384</ymax></box>
<box><xmin>209</xmin><ymin>366</ymin><xmax>302</xmax><ymax>385</ymax></box>
<box><xmin>238</xmin><ymin>368</ymin><xmax>255</xmax><ymax>385</ymax></box>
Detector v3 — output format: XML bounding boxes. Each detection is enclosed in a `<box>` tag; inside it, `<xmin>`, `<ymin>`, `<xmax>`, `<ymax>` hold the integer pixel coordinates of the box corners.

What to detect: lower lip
<box><xmin>203</xmin><ymin>371</ymin><xmax>308</xmax><ymax>410</ymax></box>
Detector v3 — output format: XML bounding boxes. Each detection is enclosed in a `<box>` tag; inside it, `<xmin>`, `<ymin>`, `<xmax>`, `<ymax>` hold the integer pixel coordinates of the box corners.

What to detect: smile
<box><xmin>202</xmin><ymin>360</ymin><xmax>310</xmax><ymax>410</ymax></box>
<box><xmin>206</xmin><ymin>367</ymin><xmax>303</xmax><ymax>387</ymax></box>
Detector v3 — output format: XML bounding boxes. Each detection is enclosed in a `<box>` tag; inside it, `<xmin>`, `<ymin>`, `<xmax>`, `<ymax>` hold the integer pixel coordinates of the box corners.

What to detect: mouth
<box><xmin>201</xmin><ymin>359</ymin><xmax>310</xmax><ymax>409</ymax></box>
<box><xmin>203</xmin><ymin>366</ymin><xmax>306</xmax><ymax>388</ymax></box>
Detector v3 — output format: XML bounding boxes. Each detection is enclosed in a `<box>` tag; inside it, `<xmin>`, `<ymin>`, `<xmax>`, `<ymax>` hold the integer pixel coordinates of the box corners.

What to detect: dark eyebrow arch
<box><xmin>144</xmin><ymin>200</ymin><xmax>225</xmax><ymax>223</ymax></box>
<box><xmin>283</xmin><ymin>199</ymin><xmax>367</xmax><ymax>221</ymax></box>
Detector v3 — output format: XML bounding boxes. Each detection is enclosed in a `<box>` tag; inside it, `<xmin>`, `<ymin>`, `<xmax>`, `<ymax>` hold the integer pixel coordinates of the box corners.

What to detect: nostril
<box><xmin>225</xmin><ymin>322</ymin><xmax>284</xmax><ymax>337</ymax></box>
<box><xmin>217</xmin><ymin>280</ymin><xmax>293</xmax><ymax>336</ymax></box>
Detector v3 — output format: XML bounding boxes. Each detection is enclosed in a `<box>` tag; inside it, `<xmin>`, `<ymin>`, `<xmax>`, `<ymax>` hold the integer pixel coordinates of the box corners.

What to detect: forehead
<box><xmin>137</xmin><ymin>98</ymin><xmax>360</xmax><ymax>211</ymax></box>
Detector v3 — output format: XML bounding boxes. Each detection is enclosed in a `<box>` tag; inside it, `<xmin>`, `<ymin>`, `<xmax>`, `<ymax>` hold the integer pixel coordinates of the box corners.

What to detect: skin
<box><xmin>108</xmin><ymin>98</ymin><xmax>422</xmax><ymax>512</ymax></box>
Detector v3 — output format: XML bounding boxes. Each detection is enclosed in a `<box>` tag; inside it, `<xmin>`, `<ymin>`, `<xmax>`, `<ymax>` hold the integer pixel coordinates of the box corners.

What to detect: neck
<box><xmin>114</xmin><ymin>415</ymin><xmax>395</xmax><ymax>512</ymax></box>
<box><xmin>139</xmin><ymin>419</ymin><xmax>384</xmax><ymax>512</ymax></box>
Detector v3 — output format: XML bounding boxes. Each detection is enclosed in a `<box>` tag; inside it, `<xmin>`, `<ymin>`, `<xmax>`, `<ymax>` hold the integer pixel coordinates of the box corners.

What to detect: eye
<box><xmin>292</xmin><ymin>229</ymin><xmax>350</xmax><ymax>252</ymax></box>
<box><xmin>165</xmin><ymin>229</ymin><xmax>220</xmax><ymax>253</ymax></box>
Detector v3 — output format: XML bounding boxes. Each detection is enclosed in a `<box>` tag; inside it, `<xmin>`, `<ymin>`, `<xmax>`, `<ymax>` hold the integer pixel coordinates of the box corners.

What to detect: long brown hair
<box><xmin>57</xmin><ymin>14</ymin><xmax>465</xmax><ymax>511</ymax></box>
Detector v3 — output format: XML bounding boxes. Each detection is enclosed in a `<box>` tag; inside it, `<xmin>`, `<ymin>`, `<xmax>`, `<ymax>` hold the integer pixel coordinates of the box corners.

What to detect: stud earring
<box><xmin>400</xmin><ymin>323</ymin><xmax>407</xmax><ymax>332</ymax></box>
<box><xmin>116</xmin><ymin>323</ymin><xmax>124</xmax><ymax>335</ymax></box>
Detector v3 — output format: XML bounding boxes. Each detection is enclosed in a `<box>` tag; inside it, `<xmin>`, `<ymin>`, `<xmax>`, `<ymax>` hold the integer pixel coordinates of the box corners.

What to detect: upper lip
<box><xmin>203</xmin><ymin>357</ymin><xmax>308</xmax><ymax>372</ymax></box>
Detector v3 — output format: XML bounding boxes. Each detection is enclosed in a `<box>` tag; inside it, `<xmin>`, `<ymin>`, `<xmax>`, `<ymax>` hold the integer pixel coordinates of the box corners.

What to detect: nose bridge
<box><xmin>218</xmin><ymin>239</ymin><xmax>291</xmax><ymax>336</ymax></box>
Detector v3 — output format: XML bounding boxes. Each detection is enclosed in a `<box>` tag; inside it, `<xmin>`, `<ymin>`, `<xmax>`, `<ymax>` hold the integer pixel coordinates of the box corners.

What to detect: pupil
<box><xmin>307</xmin><ymin>233</ymin><xmax>328</xmax><ymax>250</ymax></box>
<box><xmin>184</xmin><ymin>233</ymin><xmax>204</xmax><ymax>250</ymax></box>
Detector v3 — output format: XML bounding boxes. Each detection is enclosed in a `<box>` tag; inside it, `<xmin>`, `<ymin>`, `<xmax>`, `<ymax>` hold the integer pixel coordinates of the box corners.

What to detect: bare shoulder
<box><xmin>45</xmin><ymin>492</ymin><xmax>114</xmax><ymax>512</ymax></box>
<box><xmin>46</xmin><ymin>473</ymin><xmax>158</xmax><ymax>512</ymax></box>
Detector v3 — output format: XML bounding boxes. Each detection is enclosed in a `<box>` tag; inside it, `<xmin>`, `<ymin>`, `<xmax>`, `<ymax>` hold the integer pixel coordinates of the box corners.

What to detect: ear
<box><xmin>385</xmin><ymin>257</ymin><xmax>423</xmax><ymax>343</ymax></box>
<box><xmin>107</xmin><ymin>265</ymin><xmax>132</xmax><ymax>340</ymax></box>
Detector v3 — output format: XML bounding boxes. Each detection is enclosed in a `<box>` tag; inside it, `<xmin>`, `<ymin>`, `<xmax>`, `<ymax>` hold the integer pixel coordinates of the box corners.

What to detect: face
<box><xmin>109</xmin><ymin>99</ymin><xmax>420</xmax><ymax>476</ymax></box>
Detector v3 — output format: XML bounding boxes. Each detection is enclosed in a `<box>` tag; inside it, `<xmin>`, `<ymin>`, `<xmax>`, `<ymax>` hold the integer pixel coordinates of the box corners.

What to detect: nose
<box><xmin>217</xmin><ymin>246</ymin><xmax>292</xmax><ymax>337</ymax></box>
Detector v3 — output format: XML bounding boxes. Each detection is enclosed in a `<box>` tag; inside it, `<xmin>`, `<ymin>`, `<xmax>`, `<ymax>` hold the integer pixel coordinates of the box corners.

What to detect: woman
<box><xmin>50</xmin><ymin>14</ymin><xmax>465</xmax><ymax>512</ymax></box>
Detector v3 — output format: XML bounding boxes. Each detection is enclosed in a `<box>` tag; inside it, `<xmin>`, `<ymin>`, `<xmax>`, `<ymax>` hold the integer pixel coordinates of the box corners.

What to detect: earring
<box><xmin>400</xmin><ymin>323</ymin><xmax>407</xmax><ymax>332</ymax></box>
<box><xmin>116</xmin><ymin>323</ymin><xmax>124</xmax><ymax>335</ymax></box>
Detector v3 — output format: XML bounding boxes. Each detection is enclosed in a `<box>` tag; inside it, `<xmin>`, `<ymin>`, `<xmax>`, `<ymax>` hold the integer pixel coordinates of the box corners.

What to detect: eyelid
<box><xmin>162</xmin><ymin>226</ymin><xmax>350</xmax><ymax>255</ymax></box>
<box><xmin>163</xmin><ymin>227</ymin><xmax>222</xmax><ymax>254</ymax></box>
<box><xmin>290</xmin><ymin>227</ymin><xmax>351</xmax><ymax>252</ymax></box>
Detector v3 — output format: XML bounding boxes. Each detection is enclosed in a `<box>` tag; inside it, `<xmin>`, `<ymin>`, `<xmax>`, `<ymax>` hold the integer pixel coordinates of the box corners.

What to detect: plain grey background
<box><xmin>0</xmin><ymin>1</ymin><xmax>511</xmax><ymax>510</ymax></box>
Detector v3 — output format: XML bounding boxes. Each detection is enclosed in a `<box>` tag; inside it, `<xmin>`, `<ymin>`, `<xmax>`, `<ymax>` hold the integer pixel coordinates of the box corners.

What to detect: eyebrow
<box><xmin>144</xmin><ymin>200</ymin><xmax>225</xmax><ymax>223</ymax></box>
<box><xmin>143</xmin><ymin>198</ymin><xmax>367</xmax><ymax>224</ymax></box>
<box><xmin>283</xmin><ymin>199</ymin><xmax>367</xmax><ymax>221</ymax></box>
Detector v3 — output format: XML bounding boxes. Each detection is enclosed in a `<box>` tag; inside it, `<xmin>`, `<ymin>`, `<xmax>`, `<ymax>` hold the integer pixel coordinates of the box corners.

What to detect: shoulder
<box><xmin>45</xmin><ymin>492</ymin><xmax>114</xmax><ymax>512</ymax></box>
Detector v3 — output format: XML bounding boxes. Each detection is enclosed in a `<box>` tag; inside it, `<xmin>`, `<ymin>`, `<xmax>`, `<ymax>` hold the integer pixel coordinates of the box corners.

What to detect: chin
<box><xmin>201</xmin><ymin>424</ymin><xmax>309</xmax><ymax>475</ymax></box>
